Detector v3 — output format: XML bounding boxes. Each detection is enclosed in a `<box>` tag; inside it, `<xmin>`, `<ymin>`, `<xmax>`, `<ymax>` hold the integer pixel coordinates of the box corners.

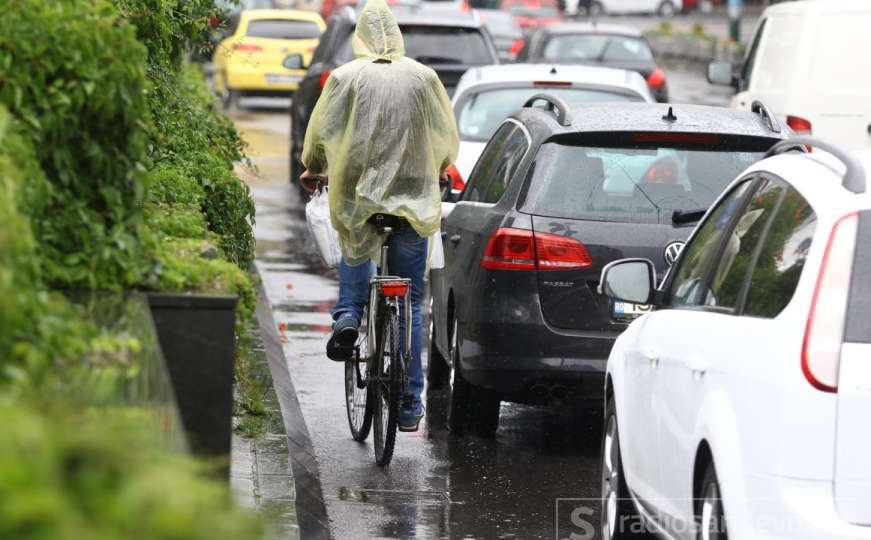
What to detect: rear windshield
<box><xmin>338</xmin><ymin>26</ymin><xmax>493</xmax><ymax>65</ymax></box>
<box><xmin>246</xmin><ymin>19</ymin><xmax>321</xmax><ymax>39</ymax></box>
<box><xmin>542</xmin><ymin>34</ymin><xmax>653</xmax><ymax>63</ymax></box>
<box><xmin>523</xmin><ymin>140</ymin><xmax>767</xmax><ymax>224</ymax></box>
<box><xmin>458</xmin><ymin>87</ymin><xmax>644</xmax><ymax>142</ymax></box>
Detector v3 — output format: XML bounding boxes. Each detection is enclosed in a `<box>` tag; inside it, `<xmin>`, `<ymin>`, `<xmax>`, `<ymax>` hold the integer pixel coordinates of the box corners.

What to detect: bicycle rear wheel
<box><xmin>345</xmin><ymin>307</ymin><xmax>373</xmax><ymax>442</ymax></box>
<box><xmin>373</xmin><ymin>307</ymin><xmax>401</xmax><ymax>466</ymax></box>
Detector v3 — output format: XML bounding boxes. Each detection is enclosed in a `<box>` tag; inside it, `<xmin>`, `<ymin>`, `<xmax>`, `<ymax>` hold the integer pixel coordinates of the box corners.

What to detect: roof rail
<box><xmin>764</xmin><ymin>136</ymin><xmax>866</xmax><ymax>194</ymax></box>
<box><xmin>522</xmin><ymin>94</ymin><xmax>571</xmax><ymax>126</ymax></box>
<box><xmin>751</xmin><ymin>100</ymin><xmax>781</xmax><ymax>133</ymax></box>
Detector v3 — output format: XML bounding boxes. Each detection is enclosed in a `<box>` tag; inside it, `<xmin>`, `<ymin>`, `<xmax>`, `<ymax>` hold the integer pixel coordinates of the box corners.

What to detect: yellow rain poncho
<box><xmin>301</xmin><ymin>0</ymin><xmax>459</xmax><ymax>265</ymax></box>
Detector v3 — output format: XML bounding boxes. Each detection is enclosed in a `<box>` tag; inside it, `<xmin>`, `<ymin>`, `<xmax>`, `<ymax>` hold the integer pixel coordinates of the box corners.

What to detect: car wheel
<box><xmin>426</xmin><ymin>314</ymin><xmax>450</xmax><ymax>391</ymax></box>
<box><xmin>600</xmin><ymin>397</ymin><xmax>656</xmax><ymax>539</ymax></box>
<box><xmin>446</xmin><ymin>316</ymin><xmax>500</xmax><ymax>437</ymax></box>
<box><xmin>589</xmin><ymin>1</ymin><xmax>605</xmax><ymax>16</ymax></box>
<box><xmin>222</xmin><ymin>86</ymin><xmax>239</xmax><ymax>112</ymax></box>
<box><xmin>697</xmin><ymin>463</ymin><xmax>728</xmax><ymax>540</ymax></box>
<box><xmin>658</xmin><ymin>0</ymin><xmax>676</xmax><ymax>17</ymax></box>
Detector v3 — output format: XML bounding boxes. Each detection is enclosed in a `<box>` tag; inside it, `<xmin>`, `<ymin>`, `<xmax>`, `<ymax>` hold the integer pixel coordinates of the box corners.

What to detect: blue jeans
<box><xmin>331</xmin><ymin>227</ymin><xmax>427</xmax><ymax>412</ymax></box>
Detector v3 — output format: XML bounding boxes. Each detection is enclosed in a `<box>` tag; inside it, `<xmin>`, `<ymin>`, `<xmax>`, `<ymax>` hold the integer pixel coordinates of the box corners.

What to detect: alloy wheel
<box><xmin>601</xmin><ymin>414</ymin><xmax>620</xmax><ymax>539</ymax></box>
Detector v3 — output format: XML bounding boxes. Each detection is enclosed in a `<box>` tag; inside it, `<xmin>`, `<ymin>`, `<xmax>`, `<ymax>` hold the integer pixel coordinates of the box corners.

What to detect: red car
<box><xmin>501</xmin><ymin>0</ymin><xmax>563</xmax><ymax>31</ymax></box>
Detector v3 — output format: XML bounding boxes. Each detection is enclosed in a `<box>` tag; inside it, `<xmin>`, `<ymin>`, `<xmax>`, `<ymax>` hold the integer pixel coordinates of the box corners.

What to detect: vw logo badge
<box><xmin>664</xmin><ymin>241</ymin><xmax>685</xmax><ymax>266</ymax></box>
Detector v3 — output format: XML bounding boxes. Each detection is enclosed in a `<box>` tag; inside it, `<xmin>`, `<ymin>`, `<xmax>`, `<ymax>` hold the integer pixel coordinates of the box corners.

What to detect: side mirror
<box><xmin>282</xmin><ymin>53</ymin><xmax>304</xmax><ymax>70</ymax></box>
<box><xmin>598</xmin><ymin>259</ymin><xmax>656</xmax><ymax>305</ymax></box>
<box><xmin>707</xmin><ymin>61</ymin><xmax>734</xmax><ymax>87</ymax></box>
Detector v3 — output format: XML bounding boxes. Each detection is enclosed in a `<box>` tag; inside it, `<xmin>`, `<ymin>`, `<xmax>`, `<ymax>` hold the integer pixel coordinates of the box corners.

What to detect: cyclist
<box><xmin>299</xmin><ymin>0</ymin><xmax>459</xmax><ymax>432</ymax></box>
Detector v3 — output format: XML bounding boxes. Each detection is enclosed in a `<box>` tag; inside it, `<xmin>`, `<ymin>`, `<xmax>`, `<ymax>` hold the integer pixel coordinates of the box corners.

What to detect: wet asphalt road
<box><xmin>233</xmin><ymin>62</ymin><xmax>729</xmax><ymax>539</ymax></box>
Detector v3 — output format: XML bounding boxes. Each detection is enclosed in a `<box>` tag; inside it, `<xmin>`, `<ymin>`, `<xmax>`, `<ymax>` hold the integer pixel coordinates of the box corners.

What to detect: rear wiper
<box><xmin>672</xmin><ymin>209</ymin><xmax>706</xmax><ymax>225</ymax></box>
<box><xmin>415</xmin><ymin>55</ymin><xmax>464</xmax><ymax>64</ymax></box>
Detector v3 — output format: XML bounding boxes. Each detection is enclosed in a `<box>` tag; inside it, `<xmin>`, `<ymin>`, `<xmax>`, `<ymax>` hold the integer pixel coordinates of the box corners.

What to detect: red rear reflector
<box><xmin>787</xmin><ymin>115</ymin><xmax>813</xmax><ymax>135</ymax></box>
<box><xmin>632</xmin><ymin>133</ymin><xmax>721</xmax><ymax>145</ymax></box>
<box><xmin>481</xmin><ymin>228</ymin><xmax>593</xmax><ymax>271</ymax></box>
<box><xmin>534</xmin><ymin>81</ymin><xmax>572</xmax><ymax>87</ymax></box>
<box><xmin>235</xmin><ymin>43</ymin><xmax>262</xmax><ymax>52</ymax></box>
<box><xmin>646</xmin><ymin>68</ymin><xmax>666</xmax><ymax>90</ymax></box>
<box><xmin>446</xmin><ymin>164</ymin><xmax>465</xmax><ymax>192</ymax></box>
<box><xmin>802</xmin><ymin>212</ymin><xmax>858</xmax><ymax>393</ymax></box>
<box><xmin>319</xmin><ymin>69</ymin><xmax>332</xmax><ymax>89</ymax></box>
<box><xmin>379</xmin><ymin>281</ymin><xmax>409</xmax><ymax>298</ymax></box>
<box><xmin>509</xmin><ymin>39</ymin><xmax>525</xmax><ymax>56</ymax></box>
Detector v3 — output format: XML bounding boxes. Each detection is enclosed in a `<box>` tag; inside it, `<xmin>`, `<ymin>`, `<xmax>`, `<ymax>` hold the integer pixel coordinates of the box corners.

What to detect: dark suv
<box><xmin>288</xmin><ymin>6</ymin><xmax>499</xmax><ymax>187</ymax></box>
<box><xmin>429</xmin><ymin>98</ymin><xmax>791</xmax><ymax>436</ymax></box>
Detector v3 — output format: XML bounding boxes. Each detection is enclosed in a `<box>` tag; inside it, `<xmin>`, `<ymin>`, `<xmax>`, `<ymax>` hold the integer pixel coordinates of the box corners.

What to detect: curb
<box><xmin>255</xmin><ymin>284</ymin><xmax>332</xmax><ymax>540</ymax></box>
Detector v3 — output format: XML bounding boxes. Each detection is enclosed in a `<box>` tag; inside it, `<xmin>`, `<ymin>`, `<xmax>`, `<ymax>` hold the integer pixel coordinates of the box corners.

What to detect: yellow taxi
<box><xmin>213</xmin><ymin>9</ymin><xmax>325</xmax><ymax>107</ymax></box>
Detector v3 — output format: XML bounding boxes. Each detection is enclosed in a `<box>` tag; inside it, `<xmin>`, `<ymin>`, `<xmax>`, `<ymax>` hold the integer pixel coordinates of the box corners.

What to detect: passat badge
<box><xmin>664</xmin><ymin>241</ymin><xmax>685</xmax><ymax>266</ymax></box>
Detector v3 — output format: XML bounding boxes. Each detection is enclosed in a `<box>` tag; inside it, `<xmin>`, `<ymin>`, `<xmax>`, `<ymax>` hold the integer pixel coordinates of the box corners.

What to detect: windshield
<box><xmin>457</xmin><ymin>87</ymin><xmax>643</xmax><ymax>141</ymax></box>
<box><xmin>338</xmin><ymin>26</ymin><xmax>492</xmax><ymax>65</ymax></box>
<box><xmin>542</xmin><ymin>34</ymin><xmax>654</xmax><ymax>63</ymax></box>
<box><xmin>246</xmin><ymin>19</ymin><xmax>322</xmax><ymax>39</ymax></box>
<box><xmin>524</xmin><ymin>142</ymin><xmax>766</xmax><ymax>224</ymax></box>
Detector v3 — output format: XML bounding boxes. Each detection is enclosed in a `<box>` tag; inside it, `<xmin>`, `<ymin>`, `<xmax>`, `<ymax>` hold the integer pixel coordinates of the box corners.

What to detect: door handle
<box><xmin>684</xmin><ymin>356</ymin><xmax>709</xmax><ymax>375</ymax></box>
<box><xmin>449</xmin><ymin>234</ymin><xmax>461</xmax><ymax>245</ymax></box>
<box><xmin>643</xmin><ymin>348</ymin><xmax>660</xmax><ymax>368</ymax></box>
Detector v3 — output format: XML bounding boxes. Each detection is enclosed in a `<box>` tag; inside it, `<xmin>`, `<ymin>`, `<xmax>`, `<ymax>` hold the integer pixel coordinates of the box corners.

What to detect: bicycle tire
<box><xmin>345</xmin><ymin>307</ymin><xmax>373</xmax><ymax>442</ymax></box>
<box><xmin>373</xmin><ymin>305</ymin><xmax>401</xmax><ymax>466</ymax></box>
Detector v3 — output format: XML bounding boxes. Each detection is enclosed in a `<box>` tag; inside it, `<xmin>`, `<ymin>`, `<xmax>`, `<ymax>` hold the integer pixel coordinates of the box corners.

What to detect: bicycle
<box><xmin>343</xmin><ymin>213</ymin><xmax>412</xmax><ymax>467</ymax></box>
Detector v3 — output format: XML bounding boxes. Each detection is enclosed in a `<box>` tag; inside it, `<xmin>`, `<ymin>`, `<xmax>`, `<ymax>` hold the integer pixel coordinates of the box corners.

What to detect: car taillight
<box><xmin>533</xmin><ymin>80</ymin><xmax>572</xmax><ymax>87</ymax></box>
<box><xmin>787</xmin><ymin>115</ymin><xmax>812</xmax><ymax>135</ymax></box>
<box><xmin>446</xmin><ymin>164</ymin><xmax>465</xmax><ymax>192</ymax></box>
<box><xmin>646</xmin><ymin>68</ymin><xmax>666</xmax><ymax>90</ymax></box>
<box><xmin>319</xmin><ymin>69</ymin><xmax>332</xmax><ymax>89</ymax></box>
<box><xmin>509</xmin><ymin>39</ymin><xmax>524</xmax><ymax>56</ymax></box>
<box><xmin>379</xmin><ymin>280</ymin><xmax>410</xmax><ymax>297</ymax></box>
<box><xmin>481</xmin><ymin>228</ymin><xmax>593</xmax><ymax>271</ymax></box>
<box><xmin>235</xmin><ymin>43</ymin><xmax>263</xmax><ymax>53</ymax></box>
<box><xmin>802</xmin><ymin>212</ymin><xmax>858</xmax><ymax>393</ymax></box>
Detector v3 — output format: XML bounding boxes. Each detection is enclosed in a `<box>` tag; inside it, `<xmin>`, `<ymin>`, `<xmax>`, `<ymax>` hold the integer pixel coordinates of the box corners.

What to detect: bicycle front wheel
<box><xmin>373</xmin><ymin>308</ymin><xmax>401</xmax><ymax>467</ymax></box>
<box><xmin>345</xmin><ymin>308</ymin><xmax>373</xmax><ymax>442</ymax></box>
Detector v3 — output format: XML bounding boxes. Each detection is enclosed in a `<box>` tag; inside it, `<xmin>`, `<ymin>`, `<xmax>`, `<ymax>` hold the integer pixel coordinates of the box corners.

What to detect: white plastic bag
<box><xmin>305</xmin><ymin>188</ymin><xmax>342</xmax><ymax>268</ymax></box>
<box><xmin>429</xmin><ymin>229</ymin><xmax>445</xmax><ymax>269</ymax></box>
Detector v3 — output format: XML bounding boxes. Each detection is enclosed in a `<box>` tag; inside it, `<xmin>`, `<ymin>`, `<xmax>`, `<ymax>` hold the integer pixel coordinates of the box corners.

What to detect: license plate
<box><xmin>613</xmin><ymin>301</ymin><xmax>652</xmax><ymax>318</ymax></box>
<box><xmin>266</xmin><ymin>74</ymin><xmax>301</xmax><ymax>84</ymax></box>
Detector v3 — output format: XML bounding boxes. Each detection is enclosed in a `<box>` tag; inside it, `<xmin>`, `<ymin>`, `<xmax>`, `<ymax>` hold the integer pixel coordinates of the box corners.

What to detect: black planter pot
<box><xmin>147</xmin><ymin>293</ymin><xmax>237</xmax><ymax>470</ymax></box>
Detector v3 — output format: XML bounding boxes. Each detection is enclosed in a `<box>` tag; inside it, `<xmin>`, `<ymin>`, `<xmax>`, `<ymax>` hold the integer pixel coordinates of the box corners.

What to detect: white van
<box><xmin>708</xmin><ymin>0</ymin><xmax>871</xmax><ymax>150</ymax></box>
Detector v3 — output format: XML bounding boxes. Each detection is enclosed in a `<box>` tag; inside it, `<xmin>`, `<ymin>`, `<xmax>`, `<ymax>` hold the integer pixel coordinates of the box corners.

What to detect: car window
<box><xmin>741</xmin><ymin>18</ymin><xmax>766</xmax><ymax>90</ymax></box>
<box><xmin>704</xmin><ymin>178</ymin><xmax>785</xmax><ymax>311</ymax></box>
<box><xmin>337</xmin><ymin>25</ymin><xmax>494</xmax><ymax>65</ymax></box>
<box><xmin>502</xmin><ymin>0</ymin><xmax>560</xmax><ymax>18</ymax></box>
<box><xmin>668</xmin><ymin>180</ymin><xmax>755</xmax><ymax>308</ymax></box>
<box><xmin>522</xmin><ymin>137</ymin><xmax>767</xmax><ymax>225</ymax></box>
<box><xmin>541</xmin><ymin>34</ymin><xmax>654</xmax><ymax>63</ymax></box>
<box><xmin>311</xmin><ymin>21</ymin><xmax>340</xmax><ymax>64</ymax></box>
<box><xmin>847</xmin><ymin>211</ymin><xmax>871</xmax><ymax>343</ymax></box>
<box><xmin>463</xmin><ymin>123</ymin><xmax>514</xmax><ymax>203</ymax></box>
<box><xmin>246</xmin><ymin>19</ymin><xmax>322</xmax><ymax>40</ymax></box>
<box><xmin>482</xmin><ymin>128</ymin><xmax>528</xmax><ymax>204</ymax></box>
<box><xmin>457</xmin><ymin>87</ymin><xmax>644</xmax><ymax>142</ymax></box>
<box><xmin>741</xmin><ymin>185</ymin><xmax>816</xmax><ymax>318</ymax></box>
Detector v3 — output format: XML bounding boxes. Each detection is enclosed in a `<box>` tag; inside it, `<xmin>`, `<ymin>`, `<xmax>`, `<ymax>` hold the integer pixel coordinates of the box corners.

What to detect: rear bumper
<box><xmin>226</xmin><ymin>65</ymin><xmax>303</xmax><ymax>92</ymax></box>
<box><xmin>458</xmin><ymin>319</ymin><xmax>617</xmax><ymax>402</ymax></box>
<box><xmin>732</xmin><ymin>474</ymin><xmax>871</xmax><ymax>539</ymax></box>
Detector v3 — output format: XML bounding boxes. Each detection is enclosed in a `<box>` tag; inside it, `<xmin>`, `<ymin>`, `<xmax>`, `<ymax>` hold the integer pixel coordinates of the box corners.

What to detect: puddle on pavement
<box><xmin>337</xmin><ymin>487</ymin><xmax>449</xmax><ymax>504</ymax></box>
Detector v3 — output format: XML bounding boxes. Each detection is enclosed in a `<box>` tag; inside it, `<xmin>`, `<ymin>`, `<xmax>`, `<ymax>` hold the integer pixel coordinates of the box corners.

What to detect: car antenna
<box><xmin>550</xmin><ymin>66</ymin><xmax>557</xmax><ymax>75</ymax></box>
<box><xmin>662</xmin><ymin>106</ymin><xmax>677</xmax><ymax>123</ymax></box>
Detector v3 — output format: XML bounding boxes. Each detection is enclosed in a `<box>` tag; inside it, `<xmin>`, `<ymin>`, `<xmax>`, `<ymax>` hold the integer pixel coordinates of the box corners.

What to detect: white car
<box><xmin>708</xmin><ymin>0</ymin><xmax>871</xmax><ymax>150</ymax></box>
<box><xmin>449</xmin><ymin>63</ymin><xmax>653</xmax><ymax>188</ymax></box>
<box><xmin>598</xmin><ymin>137</ymin><xmax>871</xmax><ymax>539</ymax></box>
<box><xmin>587</xmin><ymin>0</ymin><xmax>682</xmax><ymax>17</ymax></box>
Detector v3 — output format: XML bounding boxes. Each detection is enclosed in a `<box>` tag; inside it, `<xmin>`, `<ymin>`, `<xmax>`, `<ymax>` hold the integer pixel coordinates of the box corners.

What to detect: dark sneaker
<box><xmin>398</xmin><ymin>397</ymin><xmax>424</xmax><ymax>432</ymax></box>
<box><xmin>326</xmin><ymin>317</ymin><xmax>358</xmax><ymax>361</ymax></box>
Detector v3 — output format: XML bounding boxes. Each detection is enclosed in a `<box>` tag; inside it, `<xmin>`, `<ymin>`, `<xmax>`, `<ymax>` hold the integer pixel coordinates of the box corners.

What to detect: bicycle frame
<box><xmin>365</xmin><ymin>233</ymin><xmax>412</xmax><ymax>370</ymax></box>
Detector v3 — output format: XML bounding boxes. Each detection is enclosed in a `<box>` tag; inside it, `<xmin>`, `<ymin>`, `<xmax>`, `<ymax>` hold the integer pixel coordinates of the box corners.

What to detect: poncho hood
<box><xmin>352</xmin><ymin>0</ymin><xmax>405</xmax><ymax>61</ymax></box>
